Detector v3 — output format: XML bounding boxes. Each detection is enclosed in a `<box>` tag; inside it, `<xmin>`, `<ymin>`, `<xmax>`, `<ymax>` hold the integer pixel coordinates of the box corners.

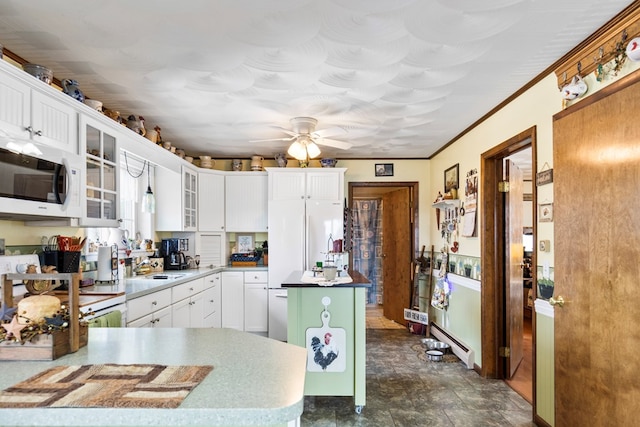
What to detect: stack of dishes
<box><xmin>200</xmin><ymin>156</ymin><xmax>214</xmax><ymax>168</ymax></box>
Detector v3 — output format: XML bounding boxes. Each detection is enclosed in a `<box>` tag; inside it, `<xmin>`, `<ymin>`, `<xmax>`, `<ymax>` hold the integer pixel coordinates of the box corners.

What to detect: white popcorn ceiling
<box><xmin>0</xmin><ymin>0</ymin><xmax>632</xmax><ymax>159</ymax></box>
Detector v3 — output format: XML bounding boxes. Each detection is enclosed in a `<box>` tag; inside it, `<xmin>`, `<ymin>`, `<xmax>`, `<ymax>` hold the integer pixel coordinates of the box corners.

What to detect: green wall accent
<box><xmin>536</xmin><ymin>309</ymin><xmax>555</xmax><ymax>426</ymax></box>
<box><xmin>429</xmin><ymin>276</ymin><xmax>482</xmax><ymax>366</ymax></box>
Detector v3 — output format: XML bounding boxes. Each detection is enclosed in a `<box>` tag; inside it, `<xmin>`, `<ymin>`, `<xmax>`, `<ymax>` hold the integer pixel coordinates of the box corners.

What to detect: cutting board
<box><xmin>305</xmin><ymin>308</ymin><xmax>346</xmax><ymax>372</ymax></box>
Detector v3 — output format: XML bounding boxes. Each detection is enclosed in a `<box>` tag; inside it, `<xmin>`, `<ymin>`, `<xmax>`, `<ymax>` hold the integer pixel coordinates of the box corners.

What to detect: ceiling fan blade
<box><xmin>249</xmin><ymin>136</ymin><xmax>295</xmax><ymax>143</ymax></box>
<box><xmin>313</xmin><ymin>126</ymin><xmax>347</xmax><ymax>138</ymax></box>
<box><xmin>314</xmin><ymin>137</ymin><xmax>352</xmax><ymax>150</ymax></box>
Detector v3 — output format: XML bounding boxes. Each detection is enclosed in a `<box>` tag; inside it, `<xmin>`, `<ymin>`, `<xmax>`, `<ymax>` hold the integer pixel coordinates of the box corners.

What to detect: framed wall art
<box><xmin>444</xmin><ymin>163</ymin><xmax>459</xmax><ymax>192</ymax></box>
<box><xmin>237</xmin><ymin>235</ymin><xmax>254</xmax><ymax>252</ymax></box>
<box><xmin>375</xmin><ymin>163</ymin><xmax>394</xmax><ymax>177</ymax></box>
<box><xmin>539</xmin><ymin>203</ymin><xmax>554</xmax><ymax>222</ymax></box>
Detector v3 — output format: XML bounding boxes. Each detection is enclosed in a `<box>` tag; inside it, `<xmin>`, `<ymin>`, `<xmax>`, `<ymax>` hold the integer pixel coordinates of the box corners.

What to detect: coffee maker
<box><xmin>161</xmin><ymin>238</ymin><xmax>188</xmax><ymax>270</ymax></box>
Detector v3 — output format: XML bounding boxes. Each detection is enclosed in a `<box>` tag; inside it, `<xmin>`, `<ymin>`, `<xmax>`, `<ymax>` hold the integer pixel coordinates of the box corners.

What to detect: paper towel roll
<box><xmin>97</xmin><ymin>246</ymin><xmax>114</xmax><ymax>281</ymax></box>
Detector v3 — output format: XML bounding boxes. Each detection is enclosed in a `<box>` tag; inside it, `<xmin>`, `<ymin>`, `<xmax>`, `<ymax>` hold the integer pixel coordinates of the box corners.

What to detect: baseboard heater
<box><xmin>430</xmin><ymin>322</ymin><xmax>474</xmax><ymax>369</ymax></box>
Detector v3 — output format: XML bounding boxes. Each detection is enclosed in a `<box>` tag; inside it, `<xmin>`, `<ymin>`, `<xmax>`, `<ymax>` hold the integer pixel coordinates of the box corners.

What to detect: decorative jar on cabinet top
<box><xmin>251</xmin><ymin>155</ymin><xmax>264</xmax><ymax>171</ymax></box>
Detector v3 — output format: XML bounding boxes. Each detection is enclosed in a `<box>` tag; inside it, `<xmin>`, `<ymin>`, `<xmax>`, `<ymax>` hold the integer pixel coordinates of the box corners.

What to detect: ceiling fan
<box><xmin>252</xmin><ymin>117</ymin><xmax>352</xmax><ymax>160</ymax></box>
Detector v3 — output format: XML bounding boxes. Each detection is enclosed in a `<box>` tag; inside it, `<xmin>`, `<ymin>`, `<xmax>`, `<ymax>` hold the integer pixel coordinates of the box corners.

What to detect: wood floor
<box><xmin>365</xmin><ymin>305</ymin><xmax>405</xmax><ymax>330</ymax></box>
<box><xmin>505</xmin><ymin>316</ymin><xmax>533</xmax><ymax>403</ymax></box>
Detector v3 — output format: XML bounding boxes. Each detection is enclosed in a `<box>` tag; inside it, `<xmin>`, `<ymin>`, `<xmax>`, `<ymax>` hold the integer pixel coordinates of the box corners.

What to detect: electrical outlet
<box><xmin>539</xmin><ymin>240</ymin><xmax>550</xmax><ymax>252</ymax></box>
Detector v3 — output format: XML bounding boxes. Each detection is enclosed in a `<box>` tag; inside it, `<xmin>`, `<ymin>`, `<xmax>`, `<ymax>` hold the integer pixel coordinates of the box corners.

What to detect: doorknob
<box><xmin>549</xmin><ymin>296</ymin><xmax>565</xmax><ymax>307</ymax></box>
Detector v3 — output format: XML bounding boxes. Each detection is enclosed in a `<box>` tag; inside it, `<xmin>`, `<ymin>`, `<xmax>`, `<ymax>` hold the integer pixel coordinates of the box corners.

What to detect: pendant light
<box><xmin>141</xmin><ymin>161</ymin><xmax>155</xmax><ymax>214</ymax></box>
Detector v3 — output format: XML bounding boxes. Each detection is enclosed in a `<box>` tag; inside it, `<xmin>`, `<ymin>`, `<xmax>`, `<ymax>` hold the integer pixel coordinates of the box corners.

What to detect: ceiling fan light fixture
<box><xmin>288</xmin><ymin>140</ymin><xmax>307</xmax><ymax>160</ymax></box>
<box><xmin>306</xmin><ymin>141</ymin><xmax>321</xmax><ymax>159</ymax></box>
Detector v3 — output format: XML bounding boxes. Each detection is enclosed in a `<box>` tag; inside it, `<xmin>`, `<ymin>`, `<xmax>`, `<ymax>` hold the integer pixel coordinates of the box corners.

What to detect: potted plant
<box><xmin>537</xmin><ymin>277</ymin><xmax>554</xmax><ymax>299</ymax></box>
<box><xmin>463</xmin><ymin>263</ymin><xmax>472</xmax><ymax>278</ymax></box>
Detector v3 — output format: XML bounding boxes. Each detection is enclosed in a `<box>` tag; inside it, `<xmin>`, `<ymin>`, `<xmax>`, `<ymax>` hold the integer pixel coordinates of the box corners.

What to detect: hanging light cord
<box><xmin>123</xmin><ymin>151</ymin><xmax>146</xmax><ymax>178</ymax></box>
<box><xmin>146</xmin><ymin>161</ymin><xmax>152</xmax><ymax>189</ymax></box>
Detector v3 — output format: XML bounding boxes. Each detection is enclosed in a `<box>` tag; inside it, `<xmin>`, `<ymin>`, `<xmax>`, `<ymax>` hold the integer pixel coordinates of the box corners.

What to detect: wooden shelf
<box><xmin>432</xmin><ymin>199</ymin><xmax>461</xmax><ymax>209</ymax></box>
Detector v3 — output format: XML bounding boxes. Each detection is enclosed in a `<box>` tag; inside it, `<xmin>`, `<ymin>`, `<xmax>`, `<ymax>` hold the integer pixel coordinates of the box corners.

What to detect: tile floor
<box><xmin>301</xmin><ymin>308</ymin><xmax>534</xmax><ymax>426</ymax></box>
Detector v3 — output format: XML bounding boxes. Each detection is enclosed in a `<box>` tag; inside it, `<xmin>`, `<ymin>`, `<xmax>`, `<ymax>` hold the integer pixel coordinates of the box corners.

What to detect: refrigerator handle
<box><xmin>304</xmin><ymin>212</ymin><xmax>309</xmax><ymax>270</ymax></box>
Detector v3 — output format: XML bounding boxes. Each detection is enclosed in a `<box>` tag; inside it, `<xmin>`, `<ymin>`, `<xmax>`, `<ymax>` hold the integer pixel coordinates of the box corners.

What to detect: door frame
<box><xmin>348</xmin><ymin>181</ymin><xmax>420</xmax><ymax>298</ymax></box>
<box><xmin>480</xmin><ymin>127</ymin><xmax>537</xmax><ymax>396</ymax></box>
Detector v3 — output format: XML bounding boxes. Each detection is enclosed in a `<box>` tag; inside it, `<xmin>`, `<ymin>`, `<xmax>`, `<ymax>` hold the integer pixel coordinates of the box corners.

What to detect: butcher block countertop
<box><xmin>0</xmin><ymin>328</ymin><xmax>306</xmax><ymax>427</ymax></box>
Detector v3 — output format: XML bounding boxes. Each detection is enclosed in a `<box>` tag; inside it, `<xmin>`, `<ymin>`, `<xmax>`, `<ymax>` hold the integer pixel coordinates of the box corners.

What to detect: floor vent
<box><xmin>430</xmin><ymin>322</ymin><xmax>474</xmax><ymax>369</ymax></box>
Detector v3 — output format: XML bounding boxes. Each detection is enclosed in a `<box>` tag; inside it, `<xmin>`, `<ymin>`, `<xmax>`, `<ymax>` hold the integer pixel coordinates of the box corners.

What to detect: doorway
<box><xmin>480</xmin><ymin>127</ymin><xmax>537</xmax><ymax>408</ymax></box>
<box><xmin>349</xmin><ymin>182</ymin><xmax>419</xmax><ymax>325</ymax></box>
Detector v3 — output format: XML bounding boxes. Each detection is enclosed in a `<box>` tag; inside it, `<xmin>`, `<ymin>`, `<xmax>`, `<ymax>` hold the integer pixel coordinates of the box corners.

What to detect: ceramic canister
<box><xmin>251</xmin><ymin>155</ymin><xmax>264</xmax><ymax>171</ymax></box>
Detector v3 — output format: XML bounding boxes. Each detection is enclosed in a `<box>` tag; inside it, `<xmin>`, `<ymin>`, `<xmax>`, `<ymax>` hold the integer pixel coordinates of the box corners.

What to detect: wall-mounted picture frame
<box><xmin>375</xmin><ymin>163</ymin><xmax>394</xmax><ymax>177</ymax></box>
<box><xmin>237</xmin><ymin>235</ymin><xmax>254</xmax><ymax>252</ymax></box>
<box><xmin>444</xmin><ymin>163</ymin><xmax>459</xmax><ymax>192</ymax></box>
<box><xmin>539</xmin><ymin>203</ymin><xmax>554</xmax><ymax>222</ymax></box>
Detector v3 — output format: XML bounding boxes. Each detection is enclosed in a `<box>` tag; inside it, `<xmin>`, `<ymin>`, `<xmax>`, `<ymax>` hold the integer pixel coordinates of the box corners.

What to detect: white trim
<box><xmin>534</xmin><ymin>298</ymin><xmax>554</xmax><ymax>317</ymax></box>
<box><xmin>444</xmin><ymin>272</ymin><xmax>481</xmax><ymax>292</ymax></box>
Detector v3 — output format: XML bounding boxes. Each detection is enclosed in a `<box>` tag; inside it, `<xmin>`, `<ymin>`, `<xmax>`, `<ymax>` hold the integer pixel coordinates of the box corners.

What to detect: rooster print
<box><xmin>310</xmin><ymin>332</ymin><xmax>339</xmax><ymax>371</ymax></box>
<box><xmin>306</xmin><ymin>320</ymin><xmax>346</xmax><ymax>372</ymax></box>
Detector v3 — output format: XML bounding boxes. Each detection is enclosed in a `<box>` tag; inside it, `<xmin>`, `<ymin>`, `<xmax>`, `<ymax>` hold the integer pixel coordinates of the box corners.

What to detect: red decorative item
<box><xmin>450</xmin><ymin>241</ymin><xmax>459</xmax><ymax>253</ymax></box>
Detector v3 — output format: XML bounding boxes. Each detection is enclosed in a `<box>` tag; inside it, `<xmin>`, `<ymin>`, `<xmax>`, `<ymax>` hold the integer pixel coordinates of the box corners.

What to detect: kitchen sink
<box><xmin>151</xmin><ymin>273</ymin><xmax>185</xmax><ymax>279</ymax></box>
<box><xmin>130</xmin><ymin>273</ymin><xmax>186</xmax><ymax>281</ymax></box>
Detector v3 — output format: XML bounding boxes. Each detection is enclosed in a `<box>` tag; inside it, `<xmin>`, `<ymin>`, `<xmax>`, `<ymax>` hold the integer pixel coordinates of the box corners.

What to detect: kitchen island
<box><xmin>0</xmin><ymin>328</ymin><xmax>306</xmax><ymax>427</ymax></box>
<box><xmin>282</xmin><ymin>270</ymin><xmax>370</xmax><ymax>414</ymax></box>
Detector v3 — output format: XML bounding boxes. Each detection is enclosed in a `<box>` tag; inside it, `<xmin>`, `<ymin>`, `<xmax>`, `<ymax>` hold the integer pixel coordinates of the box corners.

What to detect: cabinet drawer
<box><xmin>127</xmin><ymin>288</ymin><xmax>172</xmax><ymax>322</ymax></box>
<box><xmin>203</xmin><ymin>272</ymin><xmax>221</xmax><ymax>289</ymax></box>
<box><xmin>244</xmin><ymin>271</ymin><xmax>268</xmax><ymax>283</ymax></box>
<box><xmin>172</xmin><ymin>278</ymin><xmax>205</xmax><ymax>302</ymax></box>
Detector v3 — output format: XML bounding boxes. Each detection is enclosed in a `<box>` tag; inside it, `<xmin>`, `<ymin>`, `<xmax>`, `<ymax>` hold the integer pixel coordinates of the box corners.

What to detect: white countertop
<box><xmin>0</xmin><ymin>328</ymin><xmax>306</xmax><ymax>426</ymax></box>
<box><xmin>124</xmin><ymin>266</ymin><xmax>268</xmax><ymax>299</ymax></box>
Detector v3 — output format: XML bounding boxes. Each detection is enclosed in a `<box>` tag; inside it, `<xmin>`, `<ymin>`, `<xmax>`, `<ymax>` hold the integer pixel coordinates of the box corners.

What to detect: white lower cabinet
<box><xmin>128</xmin><ymin>273</ymin><xmax>223</xmax><ymax>328</ymax></box>
<box><xmin>126</xmin><ymin>288</ymin><xmax>173</xmax><ymax>327</ymax></box>
<box><xmin>221</xmin><ymin>271</ymin><xmax>244</xmax><ymax>331</ymax></box>
<box><xmin>203</xmin><ymin>272</ymin><xmax>222</xmax><ymax>328</ymax></box>
<box><xmin>127</xmin><ymin>306</ymin><xmax>172</xmax><ymax>328</ymax></box>
<box><xmin>171</xmin><ymin>277</ymin><xmax>206</xmax><ymax>328</ymax></box>
<box><xmin>172</xmin><ymin>292</ymin><xmax>204</xmax><ymax>328</ymax></box>
<box><xmin>127</xmin><ymin>271</ymin><xmax>266</xmax><ymax>331</ymax></box>
<box><xmin>244</xmin><ymin>272</ymin><xmax>268</xmax><ymax>333</ymax></box>
<box><xmin>221</xmin><ymin>270</ymin><xmax>268</xmax><ymax>333</ymax></box>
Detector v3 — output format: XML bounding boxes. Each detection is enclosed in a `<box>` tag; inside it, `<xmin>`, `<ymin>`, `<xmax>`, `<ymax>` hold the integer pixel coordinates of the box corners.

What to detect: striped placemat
<box><xmin>0</xmin><ymin>364</ymin><xmax>213</xmax><ymax>408</ymax></box>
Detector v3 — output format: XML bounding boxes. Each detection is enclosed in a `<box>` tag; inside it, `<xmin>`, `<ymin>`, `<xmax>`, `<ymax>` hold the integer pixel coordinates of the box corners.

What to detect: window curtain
<box><xmin>351</xmin><ymin>199</ymin><xmax>383</xmax><ymax>304</ymax></box>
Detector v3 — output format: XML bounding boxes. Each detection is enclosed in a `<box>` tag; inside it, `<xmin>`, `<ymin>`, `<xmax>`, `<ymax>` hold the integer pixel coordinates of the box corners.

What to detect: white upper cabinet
<box><xmin>225</xmin><ymin>172</ymin><xmax>268</xmax><ymax>232</ymax></box>
<box><xmin>0</xmin><ymin>63</ymin><xmax>78</xmax><ymax>154</ymax></box>
<box><xmin>79</xmin><ymin>114</ymin><xmax>120</xmax><ymax>227</ymax></box>
<box><xmin>156</xmin><ymin>165</ymin><xmax>198</xmax><ymax>231</ymax></box>
<box><xmin>198</xmin><ymin>170</ymin><xmax>225</xmax><ymax>231</ymax></box>
<box><xmin>183</xmin><ymin>166</ymin><xmax>198</xmax><ymax>231</ymax></box>
<box><xmin>267</xmin><ymin>168</ymin><xmax>345</xmax><ymax>202</ymax></box>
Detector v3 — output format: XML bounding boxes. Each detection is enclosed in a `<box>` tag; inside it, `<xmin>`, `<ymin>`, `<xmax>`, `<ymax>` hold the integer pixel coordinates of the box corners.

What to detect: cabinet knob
<box><xmin>189</xmin><ymin>287</ymin><xmax>194</xmax><ymax>291</ymax></box>
<box><xmin>152</xmin><ymin>301</ymin><xmax>157</xmax><ymax>306</ymax></box>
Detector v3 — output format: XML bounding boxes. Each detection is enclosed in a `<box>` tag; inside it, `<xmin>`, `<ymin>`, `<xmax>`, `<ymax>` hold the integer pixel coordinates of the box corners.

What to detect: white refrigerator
<box><xmin>268</xmin><ymin>198</ymin><xmax>344</xmax><ymax>340</ymax></box>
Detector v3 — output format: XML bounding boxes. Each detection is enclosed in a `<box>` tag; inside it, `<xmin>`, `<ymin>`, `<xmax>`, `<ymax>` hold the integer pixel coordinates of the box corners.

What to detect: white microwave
<box><xmin>0</xmin><ymin>137</ymin><xmax>82</xmax><ymax>219</ymax></box>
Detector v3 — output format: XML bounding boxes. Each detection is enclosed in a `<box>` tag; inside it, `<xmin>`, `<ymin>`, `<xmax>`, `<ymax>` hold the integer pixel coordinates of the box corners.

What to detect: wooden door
<box><xmin>553</xmin><ymin>74</ymin><xmax>640</xmax><ymax>425</ymax></box>
<box><xmin>505</xmin><ymin>160</ymin><xmax>524</xmax><ymax>378</ymax></box>
<box><xmin>382</xmin><ymin>188</ymin><xmax>412</xmax><ymax>324</ymax></box>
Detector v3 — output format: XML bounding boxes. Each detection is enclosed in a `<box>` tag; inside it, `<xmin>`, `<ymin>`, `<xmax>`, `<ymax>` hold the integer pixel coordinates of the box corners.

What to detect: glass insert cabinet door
<box><xmin>183</xmin><ymin>167</ymin><xmax>197</xmax><ymax>230</ymax></box>
<box><xmin>83</xmin><ymin>117</ymin><xmax>118</xmax><ymax>225</ymax></box>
